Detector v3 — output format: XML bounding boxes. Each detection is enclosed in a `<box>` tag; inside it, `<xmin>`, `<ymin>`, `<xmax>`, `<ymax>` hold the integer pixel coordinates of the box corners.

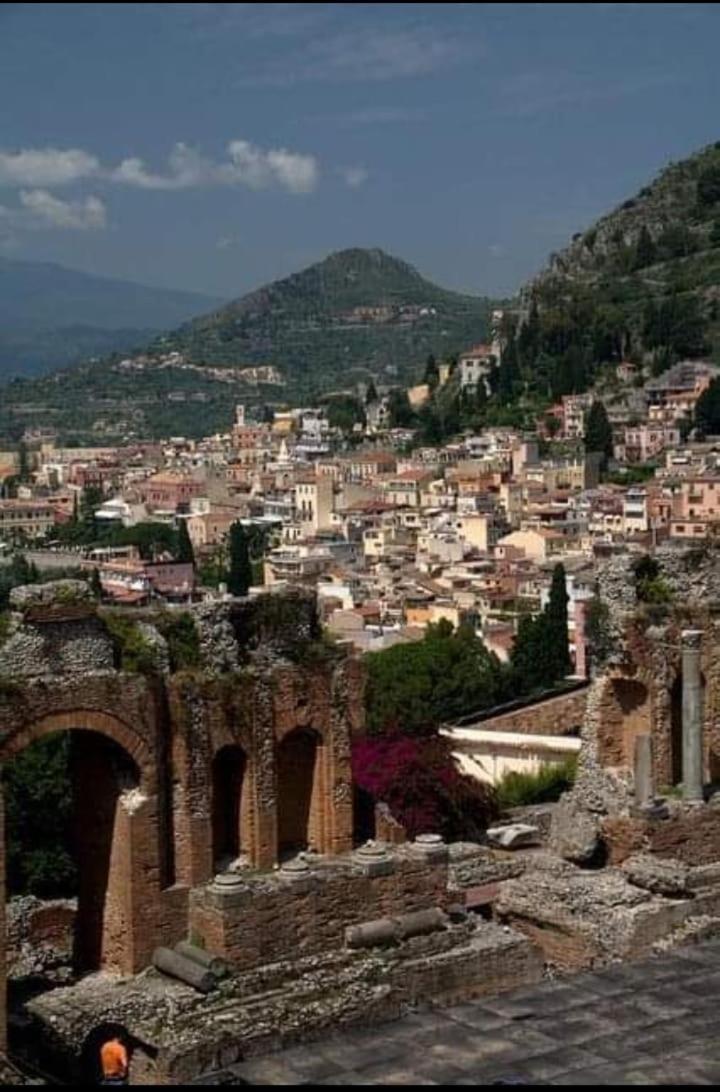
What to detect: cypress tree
<box><xmin>228</xmin><ymin>522</ymin><xmax>252</xmax><ymax>597</ymax></box>
<box><xmin>424</xmin><ymin>354</ymin><xmax>440</xmax><ymax>390</ymax></box>
<box><xmin>584</xmin><ymin>400</ymin><xmax>614</xmax><ymax>470</ymax></box>
<box><xmin>177</xmin><ymin>519</ymin><xmax>195</xmax><ymax>565</ymax></box>
<box><xmin>546</xmin><ymin>564</ymin><xmax>572</xmax><ymax>680</ymax></box>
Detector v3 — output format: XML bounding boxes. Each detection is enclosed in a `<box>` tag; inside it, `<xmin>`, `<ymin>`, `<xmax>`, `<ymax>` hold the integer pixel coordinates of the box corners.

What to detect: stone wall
<box><xmin>603</xmin><ymin>805</ymin><xmax>720</xmax><ymax>867</ymax></box>
<box><xmin>463</xmin><ymin>686</ymin><xmax>588</xmax><ymax>738</ymax></box>
<box><xmin>0</xmin><ymin>582</ymin><xmax>364</xmax><ymax>1055</ymax></box>
<box><xmin>189</xmin><ymin>842</ymin><xmax>449</xmax><ymax>971</ymax></box>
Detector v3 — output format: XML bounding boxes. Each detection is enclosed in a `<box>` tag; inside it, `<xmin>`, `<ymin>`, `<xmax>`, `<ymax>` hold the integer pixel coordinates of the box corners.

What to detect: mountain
<box><xmin>0</xmin><ymin>257</ymin><xmax>223</xmax><ymax>376</ymax></box>
<box><xmin>0</xmin><ymin>249</ymin><xmax>497</xmax><ymax>444</ymax></box>
<box><xmin>515</xmin><ymin>141</ymin><xmax>720</xmax><ymax>387</ymax></box>
<box><xmin>156</xmin><ymin>248</ymin><xmax>496</xmax><ymax>391</ymax></box>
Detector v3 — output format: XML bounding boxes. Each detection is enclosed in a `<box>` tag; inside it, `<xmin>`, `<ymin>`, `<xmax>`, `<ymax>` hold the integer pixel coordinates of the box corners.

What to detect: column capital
<box><xmin>681</xmin><ymin>629</ymin><xmax>704</xmax><ymax>651</ymax></box>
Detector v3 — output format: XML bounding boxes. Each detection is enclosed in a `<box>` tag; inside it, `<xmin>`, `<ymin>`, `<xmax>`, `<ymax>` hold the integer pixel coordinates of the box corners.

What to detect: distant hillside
<box><xmin>513</xmin><ymin>142</ymin><xmax>720</xmax><ymax>391</ymax></box>
<box><xmin>157</xmin><ymin>248</ymin><xmax>496</xmax><ymax>391</ymax></box>
<box><xmin>0</xmin><ymin>249</ymin><xmax>497</xmax><ymax>444</ymax></box>
<box><xmin>0</xmin><ymin>257</ymin><xmax>222</xmax><ymax>376</ymax></box>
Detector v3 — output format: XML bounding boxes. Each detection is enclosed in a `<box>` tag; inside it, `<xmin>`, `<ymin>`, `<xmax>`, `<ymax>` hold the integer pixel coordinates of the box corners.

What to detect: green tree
<box><xmin>89</xmin><ymin>567</ymin><xmax>103</xmax><ymax>599</ymax></box>
<box><xmin>176</xmin><ymin>519</ymin><xmax>195</xmax><ymax>565</ymax></box>
<box><xmin>546</xmin><ymin>563</ymin><xmax>572</xmax><ymax>680</ymax></box>
<box><xmin>3</xmin><ymin>734</ymin><xmax>77</xmax><ymax>898</ymax></box>
<box><xmin>584</xmin><ymin>400</ymin><xmax>614</xmax><ymax>469</ymax></box>
<box><xmin>365</xmin><ymin>378</ymin><xmax>378</xmax><ymax>405</ymax></box>
<box><xmin>228</xmin><ymin>521</ymin><xmax>252</xmax><ymax>597</ymax></box>
<box><xmin>423</xmin><ymin>354</ymin><xmax>440</xmax><ymax>391</ymax></box>
<box><xmin>695</xmin><ymin>377</ymin><xmax>720</xmax><ymax>435</ymax></box>
<box><xmin>365</xmin><ymin>620</ymin><xmax>510</xmax><ymax>737</ymax></box>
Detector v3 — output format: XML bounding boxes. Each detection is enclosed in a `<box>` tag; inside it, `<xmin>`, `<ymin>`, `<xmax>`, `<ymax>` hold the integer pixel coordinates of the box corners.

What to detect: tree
<box><xmin>227</xmin><ymin>521</ymin><xmax>252</xmax><ymax>597</ymax></box>
<box><xmin>365</xmin><ymin>620</ymin><xmax>510</xmax><ymax>737</ymax></box>
<box><xmin>545</xmin><ymin>564</ymin><xmax>572</xmax><ymax>681</ymax></box>
<box><xmin>176</xmin><ymin>519</ymin><xmax>195</xmax><ymax>565</ymax></box>
<box><xmin>352</xmin><ymin>734</ymin><xmax>497</xmax><ymax>843</ymax></box>
<box><xmin>365</xmin><ymin>378</ymin><xmax>378</xmax><ymax>405</ymax></box>
<box><xmin>386</xmin><ymin>388</ymin><xmax>415</xmax><ymax>429</ymax></box>
<box><xmin>695</xmin><ymin>377</ymin><xmax>720</xmax><ymax>435</ymax></box>
<box><xmin>423</xmin><ymin>354</ymin><xmax>440</xmax><ymax>391</ymax></box>
<box><xmin>89</xmin><ymin>567</ymin><xmax>103</xmax><ymax>599</ymax></box>
<box><xmin>585</xmin><ymin>400</ymin><xmax>614</xmax><ymax>469</ymax></box>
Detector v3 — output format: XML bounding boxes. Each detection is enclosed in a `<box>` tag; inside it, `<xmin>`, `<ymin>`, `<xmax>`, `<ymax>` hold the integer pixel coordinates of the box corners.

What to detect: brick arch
<box><xmin>275</xmin><ymin>721</ymin><xmax>326</xmax><ymax>744</ymax></box>
<box><xmin>1</xmin><ymin>709</ymin><xmax>154</xmax><ymax>789</ymax></box>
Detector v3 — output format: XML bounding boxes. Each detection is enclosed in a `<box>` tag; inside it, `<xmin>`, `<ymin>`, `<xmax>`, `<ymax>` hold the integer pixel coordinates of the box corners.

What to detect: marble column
<box><xmin>682</xmin><ymin>629</ymin><xmax>704</xmax><ymax>804</ymax></box>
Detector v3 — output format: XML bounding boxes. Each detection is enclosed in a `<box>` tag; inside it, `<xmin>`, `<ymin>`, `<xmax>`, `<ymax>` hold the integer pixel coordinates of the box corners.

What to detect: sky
<box><xmin>0</xmin><ymin>2</ymin><xmax>719</xmax><ymax>302</ymax></box>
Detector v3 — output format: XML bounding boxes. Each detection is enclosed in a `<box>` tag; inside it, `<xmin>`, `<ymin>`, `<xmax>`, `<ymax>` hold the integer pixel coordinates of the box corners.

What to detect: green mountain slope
<box><xmin>156</xmin><ymin>248</ymin><xmax>495</xmax><ymax>391</ymax></box>
<box><xmin>508</xmin><ymin>141</ymin><xmax>720</xmax><ymax>401</ymax></box>
<box><xmin>0</xmin><ymin>249</ymin><xmax>496</xmax><ymax>444</ymax></box>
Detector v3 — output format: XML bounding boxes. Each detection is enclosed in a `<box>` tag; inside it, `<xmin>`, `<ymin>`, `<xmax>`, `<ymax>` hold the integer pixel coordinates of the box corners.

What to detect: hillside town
<box><xmin>2</xmin><ymin>343</ymin><xmax>719</xmax><ymax>683</ymax></box>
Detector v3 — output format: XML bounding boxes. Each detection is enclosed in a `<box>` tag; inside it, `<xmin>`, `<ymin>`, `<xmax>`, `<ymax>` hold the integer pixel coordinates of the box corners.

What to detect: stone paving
<box><xmin>197</xmin><ymin>939</ymin><xmax>720</xmax><ymax>1085</ymax></box>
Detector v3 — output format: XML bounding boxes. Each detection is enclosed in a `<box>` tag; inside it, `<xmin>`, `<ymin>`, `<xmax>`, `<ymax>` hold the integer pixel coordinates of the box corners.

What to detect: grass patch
<box><xmin>496</xmin><ymin>757</ymin><xmax>577</xmax><ymax>811</ymax></box>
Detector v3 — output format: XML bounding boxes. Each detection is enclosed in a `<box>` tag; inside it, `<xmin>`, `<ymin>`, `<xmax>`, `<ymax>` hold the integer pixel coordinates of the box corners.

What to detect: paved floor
<box><xmin>202</xmin><ymin>939</ymin><xmax>720</xmax><ymax>1085</ymax></box>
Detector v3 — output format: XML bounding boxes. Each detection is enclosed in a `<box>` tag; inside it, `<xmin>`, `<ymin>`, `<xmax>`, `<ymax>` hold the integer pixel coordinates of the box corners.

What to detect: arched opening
<box><xmin>211</xmin><ymin>745</ymin><xmax>247</xmax><ymax>870</ymax></box>
<box><xmin>80</xmin><ymin>1022</ymin><xmax>133</xmax><ymax>1084</ymax></box>
<box><xmin>276</xmin><ymin>729</ymin><xmax>320</xmax><ymax>857</ymax></box>
<box><xmin>3</xmin><ymin>728</ymin><xmax>141</xmax><ymax>1066</ymax></box>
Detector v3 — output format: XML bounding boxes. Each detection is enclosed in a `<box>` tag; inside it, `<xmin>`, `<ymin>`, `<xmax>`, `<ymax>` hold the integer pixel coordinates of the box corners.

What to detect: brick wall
<box><xmin>464</xmin><ymin>686</ymin><xmax>588</xmax><ymax>738</ymax></box>
<box><xmin>189</xmin><ymin>847</ymin><xmax>449</xmax><ymax>971</ymax></box>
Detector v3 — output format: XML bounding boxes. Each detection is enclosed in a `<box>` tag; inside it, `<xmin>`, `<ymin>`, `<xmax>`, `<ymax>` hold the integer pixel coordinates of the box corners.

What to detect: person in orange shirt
<box><xmin>100</xmin><ymin>1036</ymin><xmax>129</xmax><ymax>1085</ymax></box>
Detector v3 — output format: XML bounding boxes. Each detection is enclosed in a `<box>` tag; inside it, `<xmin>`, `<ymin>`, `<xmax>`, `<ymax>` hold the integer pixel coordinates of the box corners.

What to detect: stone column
<box><xmin>682</xmin><ymin>629</ymin><xmax>704</xmax><ymax>804</ymax></box>
<box><xmin>634</xmin><ymin>734</ymin><xmax>654</xmax><ymax>808</ymax></box>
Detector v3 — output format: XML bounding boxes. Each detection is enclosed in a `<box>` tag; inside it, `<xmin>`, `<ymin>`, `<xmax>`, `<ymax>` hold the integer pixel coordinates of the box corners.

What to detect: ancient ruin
<box><xmin>6</xmin><ymin>550</ymin><xmax>720</xmax><ymax>1083</ymax></box>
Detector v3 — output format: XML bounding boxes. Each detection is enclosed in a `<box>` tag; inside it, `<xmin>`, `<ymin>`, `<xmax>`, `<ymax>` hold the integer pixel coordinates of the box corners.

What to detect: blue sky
<box><xmin>0</xmin><ymin>2</ymin><xmax>718</xmax><ymax>300</ymax></box>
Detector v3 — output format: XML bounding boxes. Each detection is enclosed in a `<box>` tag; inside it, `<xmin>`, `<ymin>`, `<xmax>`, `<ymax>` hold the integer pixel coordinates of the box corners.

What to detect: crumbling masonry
<box><xmin>7</xmin><ymin>555</ymin><xmax>720</xmax><ymax>1083</ymax></box>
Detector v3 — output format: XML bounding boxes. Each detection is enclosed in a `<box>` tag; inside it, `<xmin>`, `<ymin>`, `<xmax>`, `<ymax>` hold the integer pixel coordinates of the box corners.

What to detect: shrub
<box><xmin>3</xmin><ymin>733</ymin><xmax>77</xmax><ymax>897</ymax></box>
<box><xmin>352</xmin><ymin>734</ymin><xmax>498</xmax><ymax>842</ymax></box>
<box><xmin>101</xmin><ymin>612</ymin><xmax>160</xmax><ymax>675</ymax></box>
<box><xmin>496</xmin><ymin>758</ymin><xmax>577</xmax><ymax>811</ymax></box>
<box><xmin>159</xmin><ymin>611</ymin><xmax>201</xmax><ymax>672</ymax></box>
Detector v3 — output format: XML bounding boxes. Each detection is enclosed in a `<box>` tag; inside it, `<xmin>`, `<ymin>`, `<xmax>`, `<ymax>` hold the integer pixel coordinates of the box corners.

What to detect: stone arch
<box><xmin>211</xmin><ymin>745</ymin><xmax>250</xmax><ymax>869</ymax></box>
<box><xmin>276</xmin><ymin>728</ymin><xmax>323</xmax><ymax>857</ymax></box>
<box><xmin>0</xmin><ymin>710</ymin><xmax>162</xmax><ymax>1052</ymax></box>
<box><xmin>1</xmin><ymin>709</ymin><xmax>154</xmax><ymax>791</ymax></box>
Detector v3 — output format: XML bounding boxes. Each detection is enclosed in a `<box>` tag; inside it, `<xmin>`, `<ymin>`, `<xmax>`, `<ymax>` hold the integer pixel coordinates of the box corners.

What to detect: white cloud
<box><xmin>0</xmin><ymin>190</ymin><xmax>107</xmax><ymax>231</ymax></box>
<box><xmin>0</xmin><ymin>147</ymin><xmax>100</xmax><ymax>187</ymax></box>
<box><xmin>112</xmin><ymin>140</ymin><xmax>319</xmax><ymax>194</ymax></box>
<box><xmin>340</xmin><ymin>166</ymin><xmax>370</xmax><ymax>189</ymax></box>
<box><xmin>0</xmin><ymin>139</ymin><xmax>321</xmax><ymax>210</ymax></box>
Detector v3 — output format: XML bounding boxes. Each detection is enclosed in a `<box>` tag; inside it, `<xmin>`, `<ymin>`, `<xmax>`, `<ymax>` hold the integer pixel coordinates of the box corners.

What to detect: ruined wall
<box><xmin>189</xmin><ymin>842</ymin><xmax>449</xmax><ymax>971</ymax></box>
<box><xmin>467</xmin><ymin>686</ymin><xmax>588</xmax><ymax>738</ymax></box>
<box><xmin>0</xmin><ymin>582</ymin><xmax>364</xmax><ymax>1054</ymax></box>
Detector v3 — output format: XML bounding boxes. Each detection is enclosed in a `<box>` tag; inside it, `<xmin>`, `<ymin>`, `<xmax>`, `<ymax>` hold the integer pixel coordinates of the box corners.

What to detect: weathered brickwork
<box><xmin>189</xmin><ymin>845</ymin><xmax>449</xmax><ymax>971</ymax></box>
<box><xmin>0</xmin><ymin>586</ymin><xmax>362</xmax><ymax>1054</ymax></box>
<box><xmin>468</xmin><ymin>686</ymin><xmax>588</xmax><ymax>738</ymax></box>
